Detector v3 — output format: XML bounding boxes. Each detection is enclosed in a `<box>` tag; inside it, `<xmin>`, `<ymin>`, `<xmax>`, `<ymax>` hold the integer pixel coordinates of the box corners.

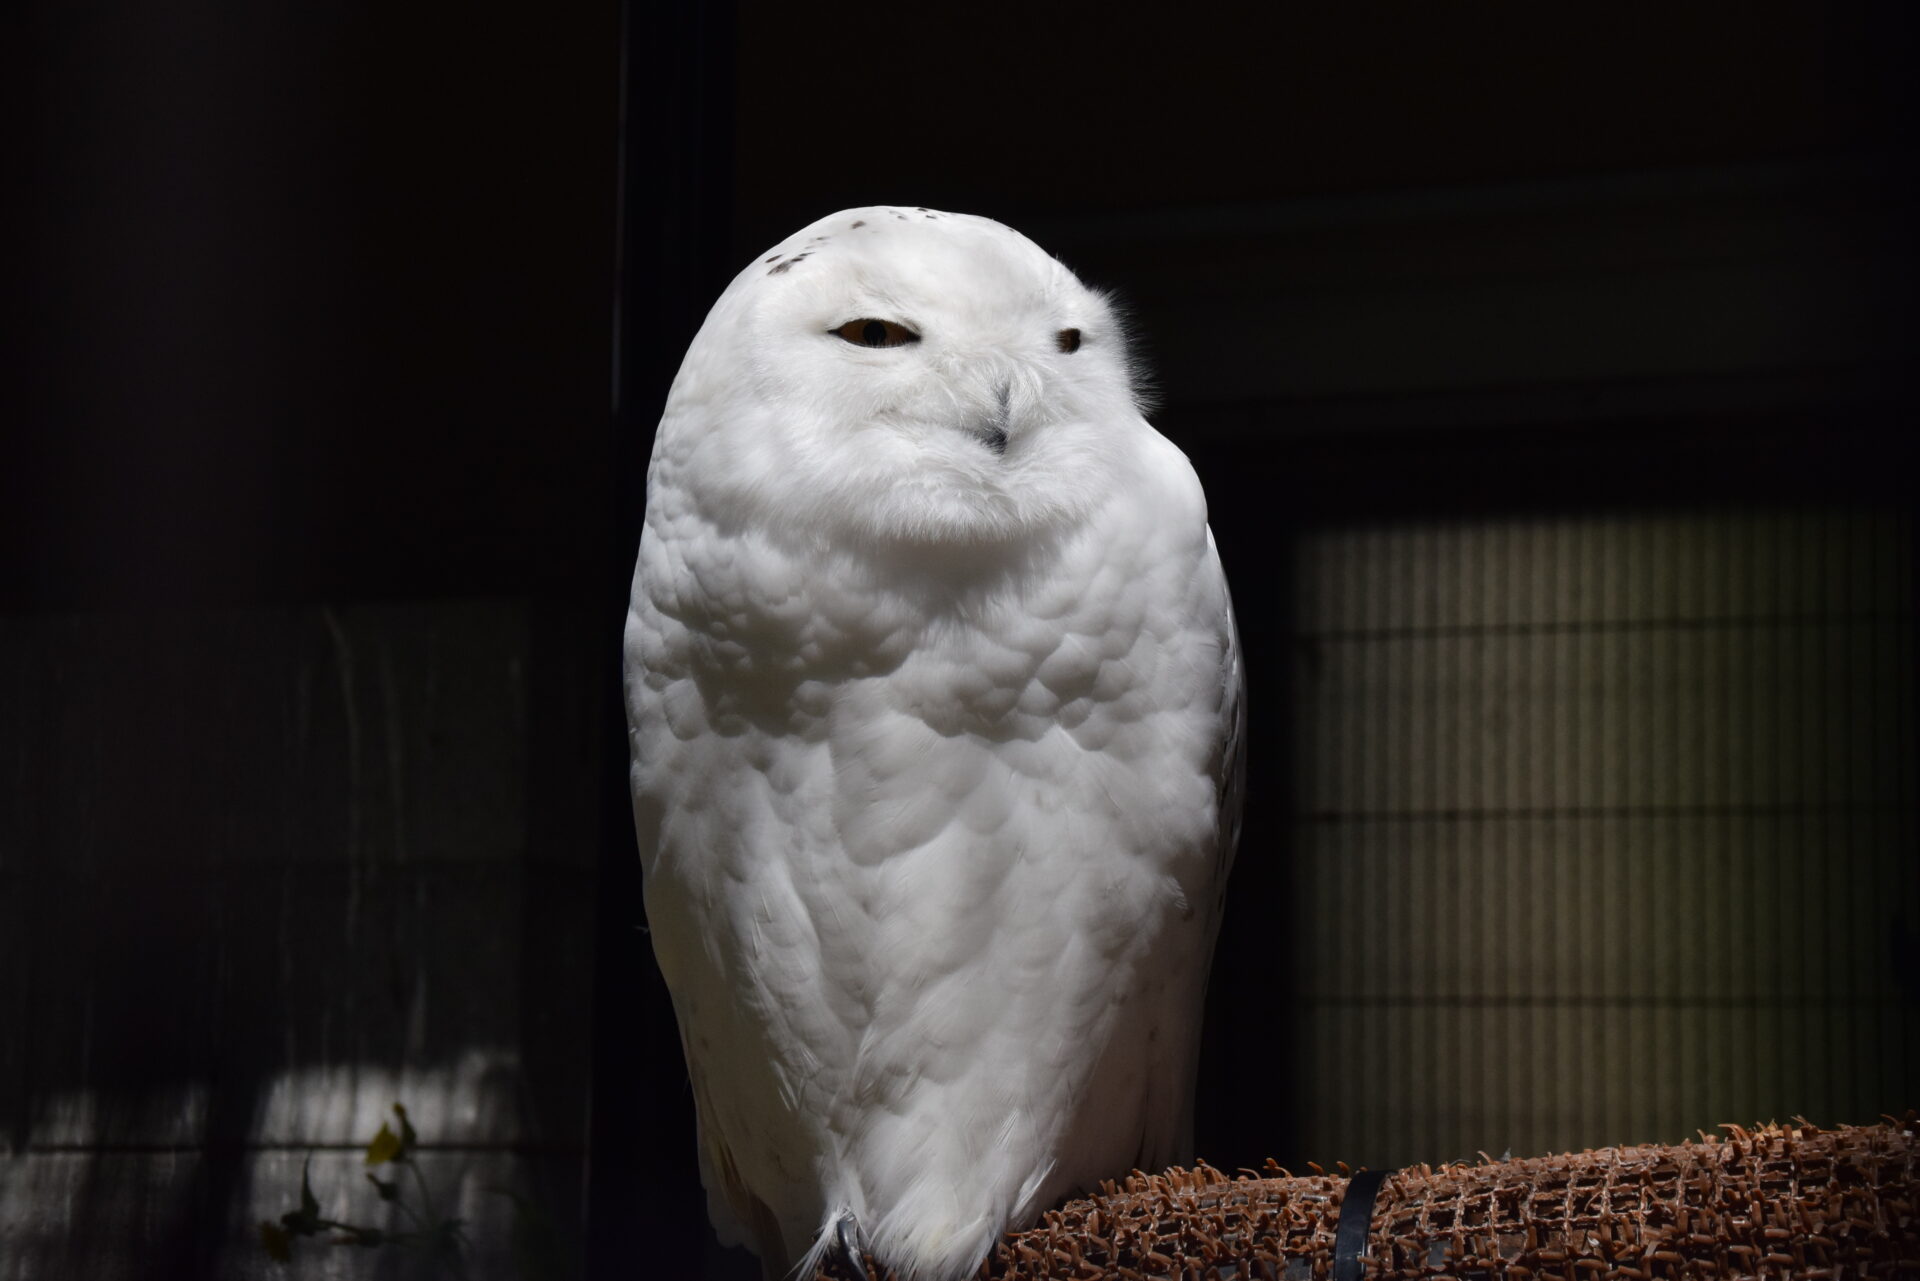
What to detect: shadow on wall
<box><xmin>0</xmin><ymin>602</ymin><xmax>601</xmax><ymax>1280</ymax></box>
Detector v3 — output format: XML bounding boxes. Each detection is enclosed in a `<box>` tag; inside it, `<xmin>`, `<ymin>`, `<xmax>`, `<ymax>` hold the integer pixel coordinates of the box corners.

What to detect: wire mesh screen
<box><xmin>1285</xmin><ymin>506</ymin><xmax>1918</xmax><ymax>1169</ymax></box>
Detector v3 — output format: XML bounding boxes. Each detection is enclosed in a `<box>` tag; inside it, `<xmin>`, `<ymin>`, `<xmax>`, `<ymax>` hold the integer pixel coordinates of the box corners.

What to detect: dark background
<box><xmin>3</xmin><ymin>2</ymin><xmax>1914</xmax><ymax>1278</ymax></box>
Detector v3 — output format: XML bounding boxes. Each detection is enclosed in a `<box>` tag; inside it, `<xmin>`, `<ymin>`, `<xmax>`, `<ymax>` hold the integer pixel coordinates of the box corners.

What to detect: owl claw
<box><xmin>829</xmin><ymin>1212</ymin><xmax>866</xmax><ymax>1281</ymax></box>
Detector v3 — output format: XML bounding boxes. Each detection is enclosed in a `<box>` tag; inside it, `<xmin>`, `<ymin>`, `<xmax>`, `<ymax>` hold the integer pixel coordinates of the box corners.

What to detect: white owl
<box><xmin>623</xmin><ymin>206</ymin><xmax>1243</xmax><ymax>1281</ymax></box>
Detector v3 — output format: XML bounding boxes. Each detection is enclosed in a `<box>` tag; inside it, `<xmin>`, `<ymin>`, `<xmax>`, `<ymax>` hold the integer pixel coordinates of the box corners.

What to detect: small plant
<box><xmin>259</xmin><ymin>1102</ymin><xmax>469</xmax><ymax>1277</ymax></box>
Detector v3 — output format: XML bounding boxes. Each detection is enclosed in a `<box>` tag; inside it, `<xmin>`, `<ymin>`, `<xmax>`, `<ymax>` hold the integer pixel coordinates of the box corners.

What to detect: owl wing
<box><xmin>1109</xmin><ymin>525</ymin><xmax>1245</xmax><ymax>1180</ymax></box>
<box><xmin>1211</xmin><ymin>526</ymin><xmax>1248</xmax><ymax>909</ymax></box>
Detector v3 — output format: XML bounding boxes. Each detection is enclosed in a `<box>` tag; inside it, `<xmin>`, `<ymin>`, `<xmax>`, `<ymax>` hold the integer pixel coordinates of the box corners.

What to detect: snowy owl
<box><xmin>623</xmin><ymin>206</ymin><xmax>1243</xmax><ymax>1281</ymax></box>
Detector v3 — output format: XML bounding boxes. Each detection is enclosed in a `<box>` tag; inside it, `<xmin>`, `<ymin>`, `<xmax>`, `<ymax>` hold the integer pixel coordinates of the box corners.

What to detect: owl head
<box><xmin>651</xmin><ymin>207</ymin><xmax>1155</xmax><ymax>553</ymax></box>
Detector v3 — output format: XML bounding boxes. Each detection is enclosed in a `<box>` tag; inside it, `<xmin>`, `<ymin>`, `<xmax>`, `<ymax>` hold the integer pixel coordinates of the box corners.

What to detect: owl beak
<box><xmin>968</xmin><ymin>382</ymin><xmax>1011</xmax><ymax>457</ymax></box>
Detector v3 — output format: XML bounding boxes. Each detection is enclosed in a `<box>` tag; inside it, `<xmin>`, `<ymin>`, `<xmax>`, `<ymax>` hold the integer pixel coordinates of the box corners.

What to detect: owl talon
<box><xmin>831</xmin><ymin>1212</ymin><xmax>866</xmax><ymax>1280</ymax></box>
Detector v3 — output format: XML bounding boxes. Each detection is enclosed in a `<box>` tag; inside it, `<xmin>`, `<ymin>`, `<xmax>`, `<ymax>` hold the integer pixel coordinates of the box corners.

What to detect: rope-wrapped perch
<box><xmin>814</xmin><ymin>1116</ymin><xmax>1919</xmax><ymax>1280</ymax></box>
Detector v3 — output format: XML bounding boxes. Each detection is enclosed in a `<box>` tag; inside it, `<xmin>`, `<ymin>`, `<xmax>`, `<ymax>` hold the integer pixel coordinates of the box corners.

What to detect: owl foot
<box><xmin>827</xmin><ymin>1211</ymin><xmax>867</xmax><ymax>1281</ymax></box>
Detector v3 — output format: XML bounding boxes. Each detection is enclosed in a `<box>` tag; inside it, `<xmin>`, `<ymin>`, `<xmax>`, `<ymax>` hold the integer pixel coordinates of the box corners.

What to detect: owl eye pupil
<box><xmin>831</xmin><ymin>318</ymin><xmax>920</xmax><ymax>348</ymax></box>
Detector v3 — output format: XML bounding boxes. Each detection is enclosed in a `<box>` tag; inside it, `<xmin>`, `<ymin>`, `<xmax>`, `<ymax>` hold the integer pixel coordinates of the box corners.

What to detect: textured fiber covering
<box><xmin>813</xmin><ymin>1117</ymin><xmax>1918</xmax><ymax>1280</ymax></box>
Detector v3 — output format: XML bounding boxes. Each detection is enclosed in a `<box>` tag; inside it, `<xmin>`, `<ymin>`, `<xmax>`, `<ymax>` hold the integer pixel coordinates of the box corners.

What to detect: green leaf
<box><xmin>259</xmin><ymin>1220</ymin><xmax>293</xmax><ymax>1262</ymax></box>
<box><xmin>366</xmin><ymin>1120</ymin><xmax>402</xmax><ymax>1166</ymax></box>
<box><xmin>366</xmin><ymin>1172</ymin><xmax>402</xmax><ymax>1201</ymax></box>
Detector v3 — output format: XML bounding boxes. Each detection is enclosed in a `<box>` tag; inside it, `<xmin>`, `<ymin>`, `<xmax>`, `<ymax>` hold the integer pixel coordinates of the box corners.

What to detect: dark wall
<box><xmin>6</xmin><ymin>4</ymin><xmax>619</xmax><ymax>607</ymax></box>
<box><xmin>728</xmin><ymin>2</ymin><xmax>1903</xmax><ymax>245</ymax></box>
<box><xmin>4</xmin><ymin>4</ymin><xmax>619</xmax><ymax>1279</ymax></box>
<box><xmin>4</xmin><ymin>2</ymin><xmax>1914</xmax><ymax>1279</ymax></box>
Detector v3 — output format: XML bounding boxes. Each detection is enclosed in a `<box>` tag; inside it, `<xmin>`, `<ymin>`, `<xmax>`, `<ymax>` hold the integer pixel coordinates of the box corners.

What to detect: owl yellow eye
<box><xmin>832</xmin><ymin>318</ymin><xmax>920</xmax><ymax>348</ymax></box>
<box><xmin>1056</xmin><ymin>328</ymin><xmax>1082</xmax><ymax>353</ymax></box>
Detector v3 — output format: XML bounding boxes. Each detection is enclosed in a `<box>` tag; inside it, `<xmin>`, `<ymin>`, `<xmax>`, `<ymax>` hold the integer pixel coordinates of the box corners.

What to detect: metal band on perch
<box><xmin>808</xmin><ymin>1115</ymin><xmax>1919</xmax><ymax>1279</ymax></box>
<box><xmin>1331</xmin><ymin>1167</ymin><xmax>1393</xmax><ymax>1281</ymax></box>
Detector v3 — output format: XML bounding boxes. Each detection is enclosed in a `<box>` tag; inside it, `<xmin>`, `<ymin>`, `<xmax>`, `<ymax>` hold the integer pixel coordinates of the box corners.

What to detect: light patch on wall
<box><xmin>1284</xmin><ymin>506</ymin><xmax>1918</xmax><ymax>1169</ymax></box>
<box><xmin>22</xmin><ymin>1082</ymin><xmax>210</xmax><ymax>1148</ymax></box>
<box><xmin>0</xmin><ymin>1050</ymin><xmax>530</xmax><ymax>1280</ymax></box>
<box><xmin>251</xmin><ymin>1047</ymin><xmax>525</xmax><ymax>1146</ymax></box>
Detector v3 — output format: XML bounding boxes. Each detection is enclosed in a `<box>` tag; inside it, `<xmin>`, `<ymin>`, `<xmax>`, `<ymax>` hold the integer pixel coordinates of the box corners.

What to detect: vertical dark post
<box><xmin>592</xmin><ymin>2</ymin><xmax>736</xmax><ymax>1277</ymax></box>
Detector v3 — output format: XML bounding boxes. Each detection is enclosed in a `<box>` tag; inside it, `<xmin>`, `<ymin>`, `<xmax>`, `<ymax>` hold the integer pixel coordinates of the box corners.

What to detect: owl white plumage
<box><xmin>623</xmin><ymin>207</ymin><xmax>1243</xmax><ymax>1281</ymax></box>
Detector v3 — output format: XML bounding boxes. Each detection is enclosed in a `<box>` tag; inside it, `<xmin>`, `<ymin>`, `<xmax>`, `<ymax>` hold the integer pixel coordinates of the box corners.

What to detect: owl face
<box><xmin>658</xmin><ymin>208</ymin><xmax>1149</xmax><ymax>552</ymax></box>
